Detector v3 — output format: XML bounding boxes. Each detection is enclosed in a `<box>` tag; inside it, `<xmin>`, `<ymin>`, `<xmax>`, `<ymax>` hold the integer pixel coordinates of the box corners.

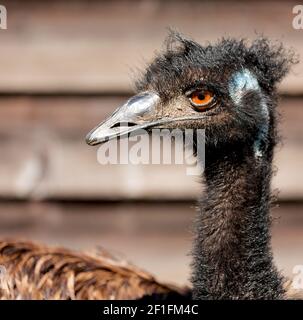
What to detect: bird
<box><xmin>0</xmin><ymin>32</ymin><xmax>301</xmax><ymax>300</ymax></box>
<box><xmin>0</xmin><ymin>240</ymin><xmax>188</xmax><ymax>299</ymax></box>
<box><xmin>86</xmin><ymin>31</ymin><xmax>302</xmax><ymax>299</ymax></box>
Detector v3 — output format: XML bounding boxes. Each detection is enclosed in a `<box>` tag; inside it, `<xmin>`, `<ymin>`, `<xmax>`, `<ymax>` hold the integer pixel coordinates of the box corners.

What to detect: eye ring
<box><xmin>188</xmin><ymin>89</ymin><xmax>215</xmax><ymax>111</ymax></box>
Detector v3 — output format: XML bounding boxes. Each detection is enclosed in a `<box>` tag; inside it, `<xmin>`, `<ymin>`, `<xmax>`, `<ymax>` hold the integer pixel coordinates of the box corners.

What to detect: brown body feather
<box><xmin>0</xmin><ymin>240</ymin><xmax>188</xmax><ymax>300</ymax></box>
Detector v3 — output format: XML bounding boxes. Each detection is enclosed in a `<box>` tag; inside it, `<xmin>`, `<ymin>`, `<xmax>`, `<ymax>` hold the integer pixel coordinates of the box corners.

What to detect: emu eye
<box><xmin>188</xmin><ymin>90</ymin><xmax>214</xmax><ymax>111</ymax></box>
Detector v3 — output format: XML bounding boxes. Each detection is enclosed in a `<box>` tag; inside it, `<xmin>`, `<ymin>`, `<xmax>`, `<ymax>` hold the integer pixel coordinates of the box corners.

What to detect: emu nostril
<box><xmin>110</xmin><ymin>122</ymin><xmax>137</xmax><ymax>129</ymax></box>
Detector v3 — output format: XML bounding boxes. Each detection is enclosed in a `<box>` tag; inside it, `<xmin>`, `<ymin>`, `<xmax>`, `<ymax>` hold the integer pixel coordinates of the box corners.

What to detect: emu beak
<box><xmin>86</xmin><ymin>92</ymin><xmax>161</xmax><ymax>146</ymax></box>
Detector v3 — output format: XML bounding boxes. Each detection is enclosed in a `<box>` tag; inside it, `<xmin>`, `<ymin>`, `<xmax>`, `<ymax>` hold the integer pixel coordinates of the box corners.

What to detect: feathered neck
<box><xmin>191</xmin><ymin>139</ymin><xmax>285</xmax><ymax>299</ymax></box>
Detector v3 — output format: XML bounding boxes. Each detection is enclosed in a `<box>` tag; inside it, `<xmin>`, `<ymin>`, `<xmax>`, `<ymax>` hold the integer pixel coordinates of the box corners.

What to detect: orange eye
<box><xmin>189</xmin><ymin>90</ymin><xmax>214</xmax><ymax>110</ymax></box>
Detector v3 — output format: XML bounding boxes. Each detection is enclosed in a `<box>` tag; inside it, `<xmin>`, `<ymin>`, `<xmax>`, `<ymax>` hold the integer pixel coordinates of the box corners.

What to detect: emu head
<box><xmin>86</xmin><ymin>33</ymin><xmax>293</xmax><ymax>155</ymax></box>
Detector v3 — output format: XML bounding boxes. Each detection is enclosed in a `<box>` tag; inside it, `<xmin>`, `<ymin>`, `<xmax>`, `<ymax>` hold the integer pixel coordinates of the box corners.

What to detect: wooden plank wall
<box><xmin>0</xmin><ymin>201</ymin><xmax>301</xmax><ymax>282</ymax></box>
<box><xmin>0</xmin><ymin>0</ymin><xmax>302</xmax><ymax>201</ymax></box>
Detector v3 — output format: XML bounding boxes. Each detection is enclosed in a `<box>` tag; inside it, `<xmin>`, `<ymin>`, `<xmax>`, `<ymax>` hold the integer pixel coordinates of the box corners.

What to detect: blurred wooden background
<box><xmin>0</xmin><ymin>0</ymin><xmax>302</xmax><ymax>285</ymax></box>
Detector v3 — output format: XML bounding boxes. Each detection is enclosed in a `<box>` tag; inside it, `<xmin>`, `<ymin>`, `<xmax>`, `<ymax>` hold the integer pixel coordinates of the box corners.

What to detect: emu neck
<box><xmin>192</xmin><ymin>143</ymin><xmax>285</xmax><ymax>299</ymax></box>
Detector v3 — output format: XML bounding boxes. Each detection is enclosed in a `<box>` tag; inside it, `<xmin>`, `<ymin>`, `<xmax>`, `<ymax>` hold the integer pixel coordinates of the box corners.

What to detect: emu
<box><xmin>0</xmin><ymin>32</ymin><xmax>301</xmax><ymax>299</ymax></box>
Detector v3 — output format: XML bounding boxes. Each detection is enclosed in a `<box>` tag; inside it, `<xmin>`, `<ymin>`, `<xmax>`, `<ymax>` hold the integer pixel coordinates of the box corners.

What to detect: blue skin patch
<box><xmin>228</xmin><ymin>69</ymin><xmax>260</xmax><ymax>104</ymax></box>
<box><xmin>228</xmin><ymin>69</ymin><xmax>269</xmax><ymax>158</ymax></box>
